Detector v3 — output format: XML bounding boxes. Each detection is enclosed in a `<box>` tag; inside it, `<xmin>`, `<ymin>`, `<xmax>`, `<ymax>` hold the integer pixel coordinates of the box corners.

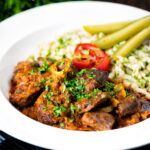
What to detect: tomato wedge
<box><xmin>72</xmin><ymin>43</ymin><xmax>110</xmax><ymax>71</ymax></box>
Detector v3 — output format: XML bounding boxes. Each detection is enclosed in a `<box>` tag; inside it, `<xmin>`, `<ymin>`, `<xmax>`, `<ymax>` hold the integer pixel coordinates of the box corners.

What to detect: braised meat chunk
<box><xmin>9</xmin><ymin>61</ymin><xmax>44</xmax><ymax>107</ymax></box>
<box><xmin>35</xmin><ymin>91</ymin><xmax>60</xmax><ymax>125</ymax></box>
<box><xmin>117</xmin><ymin>113</ymin><xmax>140</xmax><ymax>128</ymax></box>
<box><xmin>75</xmin><ymin>91</ymin><xmax>110</xmax><ymax>114</ymax></box>
<box><xmin>77</xmin><ymin>69</ymin><xmax>108</xmax><ymax>92</ymax></box>
<box><xmin>117</xmin><ymin>96</ymin><xmax>141</xmax><ymax>117</ymax></box>
<box><xmin>140</xmin><ymin>98</ymin><xmax>150</xmax><ymax>120</ymax></box>
<box><xmin>82</xmin><ymin>112</ymin><xmax>115</xmax><ymax>131</ymax></box>
<box><xmin>10</xmin><ymin>82</ymin><xmax>42</xmax><ymax>107</ymax></box>
<box><xmin>22</xmin><ymin>106</ymin><xmax>37</xmax><ymax>120</ymax></box>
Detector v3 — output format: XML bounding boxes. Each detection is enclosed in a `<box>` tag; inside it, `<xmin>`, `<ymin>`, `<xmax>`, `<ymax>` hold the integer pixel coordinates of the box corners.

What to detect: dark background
<box><xmin>0</xmin><ymin>0</ymin><xmax>150</xmax><ymax>150</ymax></box>
<box><xmin>99</xmin><ymin>0</ymin><xmax>150</xmax><ymax>11</ymax></box>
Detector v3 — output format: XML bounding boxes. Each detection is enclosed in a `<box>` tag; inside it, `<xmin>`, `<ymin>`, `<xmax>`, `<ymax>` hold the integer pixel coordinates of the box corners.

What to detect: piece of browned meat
<box><xmin>82</xmin><ymin>112</ymin><xmax>115</xmax><ymax>131</ymax></box>
<box><xmin>9</xmin><ymin>58</ymin><xmax>54</xmax><ymax>107</ymax></box>
<box><xmin>75</xmin><ymin>91</ymin><xmax>110</xmax><ymax>114</ymax></box>
<box><xmin>117</xmin><ymin>113</ymin><xmax>140</xmax><ymax>128</ymax></box>
<box><xmin>87</xmin><ymin>68</ymin><xmax>109</xmax><ymax>87</ymax></box>
<box><xmin>117</xmin><ymin>96</ymin><xmax>141</xmax><ymax>117</ymax></box>
<box><xmin>22</xmin><ymin>106</ymin><xmax>37</xmax><ymax>120</ymax></box>
<box><xmin>77</xmin><ymin>69</ymin><xmax>108</xmax><ymax>92</ymax></box>
<box><xmin>35</xmin><ymin>91</ymin><xmax>59</xmax><ymax>125</ymax></box>
<box><xmin>140</xmin><ymin>98</ymin><xmax>150</xmax><ymax>120</ymax></box>
<box><xmin>9</xmin><ymin>61</ymin><xmax>43</xmax><ymax>107</ymax></box>
<box><xmin>10</xmin><ymin>82</ymin><xmax>42</xmax><ymax>107</ymax></box>
<box><xmin>35</xmin><ymin>90</ymin><xmax>70</xmax><ymax>125</ymax></box>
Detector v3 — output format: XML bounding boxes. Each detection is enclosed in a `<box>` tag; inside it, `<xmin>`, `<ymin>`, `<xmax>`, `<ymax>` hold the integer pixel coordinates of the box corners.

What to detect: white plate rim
<box><xmin>0</xmin><ymin>1</ymin><xmax>150</xmax><ymax>150</ymax></box>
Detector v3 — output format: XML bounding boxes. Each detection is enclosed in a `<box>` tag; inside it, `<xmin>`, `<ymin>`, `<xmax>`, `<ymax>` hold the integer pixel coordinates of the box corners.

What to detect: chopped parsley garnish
<box><xmin>81</xmin><ymin>50</ymin><xmax>89</xmax><ymax>55</ymax></box>
<box><xmin>30</xmin><ymin>70</ymin><xmax>36</xmax><ymax>75</ymax></box>
<box><xmin>32</xmin><ymin>63</ymin><xmax>39</xmax><ymax>67</ymax></box>
<box><xmin>43</xmin><ymin>91</ymin><xmax>53</xmax><ymax>101</ymax></box>
<box><xmin>64</xmin><ymin>69</ymin><xmax>100</xmax><ymax>101</ymax></box>
<box><xmin>146</xmin><ymin>73</ymin><xmax>150</xmax><ymax>77</ymax></box>
<box><xmin>78</xmin><ymin>53</ymin><xmax>81</xmax><ymax>62</ymax></box>
<box><xmin>45</xmin><ymin>84</ymin><xmax>49</xmax><ymax>91</ymax></box>
<box><xmin>126</xmin><ymin>90</ymin><xmax>133</xmax><ymax>97</ymax></box>
<box><xmin>134</xmin><ymin>76</ymin><xmax>140</xmax><ymax>82</ymax></box>
<box><xmin>69</xmin><ymin>118</ymin><xmax>74</xmax><ymax>123</ymax></box>
<box><xmin>103</xmin><ymin>81</ymin><xmax>114</xmax><ymax>92</ymax></box>
<box><xmin>88</xmin><ymin>71</ymin><xmax>96</xmax><ymax>79</ymax></box>
<box><xmin>64</xmin><ymin>77</ymin><xmax>85</xmax><ymax>101</ymax></box>
<box><xmin>140</xmin><ymin>81</ymin><xmax>144</xmax><ymax>88</ymax></box>
<box><xmin>42</xmin><ymin>107</ymin><xmax>49</xmax><ymax>110</ymax></box>
<box><xmin>70</xmin><ymin>105</ymin><xmax>76</xmax><ymax>114</ymax></box>
<box><xmin>103</xmin><ymin>81</ymin><xmax>118</xmax><ymax>97</ymax></box>
<box><xmin>16</xmin><ymin>90</ymin><xmax>21</xmax><ymax>94</ymax></box>
<box><xmin>58</xmin><ymin>61</ymin><xmax>64</xmax><ymax>66</ymax></box>
<box><xmin>57</xmin><ymin>37</ymin><xmax>72</xmax><ymax>49</ymax></box>
<box><xmin>77</xmin><ymin>104</ymin><xmax>81</xmax><ymax>111</ymax></box>
<box><xmin>45</xmin><ymin>51</ymin><xmax>51</xmax><ymax>58</ymax></box>
<box><xmin>60</xmin><ymin>123</ymin><xmax>65</xmax><ymax>128</ymax></box>
<box><xmin>113</xmin><ymin>60</ymin><xmax>116</xmax><ymax>64</ymax></box>
<box><xmin>38</xmin><ymin>59</ymin><xmax>49</xmax><ymax>73</ymax></box>
<box><xmin>101</xmin><ymin>94</ymin><xmax>106</xmax><ymax>99</ymax></box>
<box><xmin>76</xmin><ymin>69</ymin><xmax>89</xmax><ymax>76</ymax></box>
<box><xmin>47</xmin><ymin>77</ymin><xmax>53</xmax><ymax>82</ymax></box>
<box><xmin>89</xmin><ymin>100</ymin><xmax>92</xmax><ymax>105</ymax></box>
<box><xmin>43</xmin><ymin>94</ymin><xmax>47</xmax><ymax>99</ymax></box>
<box><xmin>39</xmin><ymin>78</ymin><xmax>46</xmax><ymax>83</ymax></box>
<box><xmin>145</xmin><ymin>61</ymin><xmax>149</xmax><ymax>66</ymax></box>
<box><xmin>136</xmin><ymin>57</ymin><xmax>142</xmax><ymax>61</ymax></box>
<box><xmin>53</xmin><ymin>105</ymin><xmax>66</xmax><ymax>117</ymax></box>
<box><xmin>45</xmin><ymin>81</ymin><xmax>50</xmax><ymax>91</ymax></box>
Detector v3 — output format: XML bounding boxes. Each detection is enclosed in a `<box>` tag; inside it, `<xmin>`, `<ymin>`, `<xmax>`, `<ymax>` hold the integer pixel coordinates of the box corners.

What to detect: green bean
<box><xmin>83</xmin><ymin>21</ymin><xmax>132</xmax><ymax>34</ymax></box>
<box><xmin>94</xmin><ymin>15</ymin><xmax>150</xmax><ymax>49</ymax></box>
<box><xmin>113</xmin><ymin>25</ymin><xmax>150</xmax><ymax>58</ymax></box>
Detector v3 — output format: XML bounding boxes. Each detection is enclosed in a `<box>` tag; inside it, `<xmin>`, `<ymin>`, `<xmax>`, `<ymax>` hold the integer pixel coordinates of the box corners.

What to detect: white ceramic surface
<box><xmin>0</xmin><ymin>1</ymin><xmax>150</xmax><ymax>150</ymax></box>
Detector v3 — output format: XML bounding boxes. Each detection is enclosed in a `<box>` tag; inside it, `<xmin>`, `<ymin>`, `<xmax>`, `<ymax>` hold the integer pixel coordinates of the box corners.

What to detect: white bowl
<box><xmin>0</xmin><ymin>2</ymin><xmax>150</xmax><ymax>150</ymax></box>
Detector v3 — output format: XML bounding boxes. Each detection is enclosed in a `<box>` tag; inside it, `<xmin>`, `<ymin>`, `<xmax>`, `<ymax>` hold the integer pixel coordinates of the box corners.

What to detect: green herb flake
<box><xmin>60</xmin><ymin>123</ymin><xmax>65</xmax><ymax>128</ymax></box>
<box><xmin>39</xmin><ymin>78</ymin><xmax>46</xmax><ymax>83</ymax></box>
<box><xmin>66</xmin><ymin>98</ymin><xmax>70</xmax><ymax>104</ymax></box>
<box><xmin>42</xmin><ymin>107</ymin><xmax>49</xmax><ymax>111</ymax></box>
<box><xmin>146</xmin><ymin>73</ymin><xmax>150</xmax><ymax>77</ymax></box>
<box><xmin>101</xmin><ymin>94</ymin><xmax>106</xmax><ymax>99</ymax></box>
<box><xmin>70</xmin><ymin>105</ymin><xmax>76</xmax><ymax>114</ymax></box>
<box><xmin>136</xmin><ymin>57</ymin><xmax>142</xmax><ymax>61</ymax></box>
<box><xmin>16</xmin><ymin>90</ymin><xmax>21</xmax><ymax>94</ymax></box>
<box><xmin>30</xmin><ymin>70</ymin><xmax>36</xmax><ymax>75</ymax></box>
<box><xmin>36</xmin><ymin>83</ymin><xmax>40</xmax><ymax>86</ymax></box>
<box><xmin>78</xmin><ymin>53</ymin><xmax>81</xmax><ymax>62</ymax></box>
<box><xmin>89</xmin><ymin>100</ymin><xmax>92</xmax><ymax>105</ymax></box>
<box><xmin>53</xmin><ymin>105</ymin><xmax>66</xmax><ymax>117</ymax></box>
<box><xmin>81</xmin><ymin>50</ymin><xmax>89</xmax><ymax>55</ymax></box>
<box><xmin>46</xmin><ymin>51</ymin><xmax>51</xmax><ymax>58</ymax></box>
<box><xmin>77</xmin><ymin>104</ymin><xmax>80</xmax><ymax>111</ymax></box>
<box><xmin>140</xmin><ymin>81</ymin><xmax>144</xmax><ymax>88</ymax></box>
<box><xmin>145</xmin><ymin>61</ymin><xmax>149</xmax><ymax>66</ymax></box>
<box><xmin>45</xmin><ymin>85</ymin><xmax>49</xmax><ymax>91</ymax></box>
<box><xmin>32</xmin><ymin>63</ymin><xmax>39</xmax><ymax>67</ymax></box>
<box><xmin>43</xmin><ymin>94</ymin><xmax>47</xmax><ymax>99</ymax></box>
<box><xmin>77</xmin><ymin>69</ymin><xmax>89</xmax><ymax>76</ymax></box>
<box><xmin>134</xmin><ymin>76</ymin><xmax>140</xmax><ymax>82</ymax></box>
<box><xmin>69</xmin><ymin>118</ymin><xmax>74</xmax><ymax>123</ymax></box>
<box><xmin>58</xmin><ymin>61</ymin><xmax>64</xmax><ymax>66</ymax></box>
<box><xmin>38</xmin><ymin>59</ymin><xmax>49</xmax><ymax>73</ymax></box>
